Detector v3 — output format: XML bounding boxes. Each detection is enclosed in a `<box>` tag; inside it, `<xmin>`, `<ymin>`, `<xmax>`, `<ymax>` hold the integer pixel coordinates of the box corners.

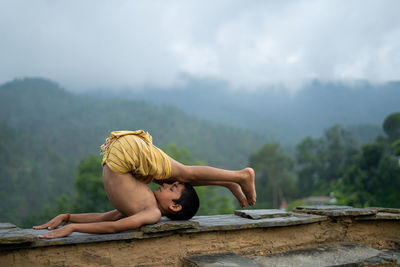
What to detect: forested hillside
<box><xmin>0</xmin><ymin>78</ymin><xmax>266</xmax><ymax>225</ymax></box>
<box><xmin>0</xmin><ymin>123</ymin><xmax>71</xmax><ymax>224</ymax></box>
<box><xmin>1</xmin><ymin>77</ymin><xmax>398</xmax><ymax>227</ymax></box>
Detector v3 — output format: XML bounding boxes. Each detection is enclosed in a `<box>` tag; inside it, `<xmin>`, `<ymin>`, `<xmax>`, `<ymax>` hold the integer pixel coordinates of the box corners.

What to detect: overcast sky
<box><xmin>0</xmin><ymin>0</ymin><xmax>399</xmax><ymax>92</ymax></box>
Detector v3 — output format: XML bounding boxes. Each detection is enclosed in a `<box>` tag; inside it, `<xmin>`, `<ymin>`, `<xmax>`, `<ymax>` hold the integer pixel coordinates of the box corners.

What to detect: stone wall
<box><xmin>1</xmin><ymin>206</ymin><xmax>399</xmax><ymax>266</ymax></box>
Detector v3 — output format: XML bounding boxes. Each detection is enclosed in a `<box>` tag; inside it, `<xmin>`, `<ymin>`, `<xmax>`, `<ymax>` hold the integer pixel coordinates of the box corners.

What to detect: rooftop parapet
<box><xmin>1</xmin><ymin>206</ymin><xmax>399</xmax><ymax>266</ymax></box>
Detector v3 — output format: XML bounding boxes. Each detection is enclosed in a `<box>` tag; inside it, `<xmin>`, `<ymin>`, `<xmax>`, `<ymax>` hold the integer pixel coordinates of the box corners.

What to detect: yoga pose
<box><xmin>33</xmin><ymin>130</ymin><xmax>256</xmax><ymax>238</ymax></box>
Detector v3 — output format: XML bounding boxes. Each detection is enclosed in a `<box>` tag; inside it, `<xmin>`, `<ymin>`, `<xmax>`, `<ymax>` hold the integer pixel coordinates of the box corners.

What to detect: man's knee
<box><xmin>171</xmin><ymin>165</ymin><xmax>194</xmax><ymax>182</ymax></box>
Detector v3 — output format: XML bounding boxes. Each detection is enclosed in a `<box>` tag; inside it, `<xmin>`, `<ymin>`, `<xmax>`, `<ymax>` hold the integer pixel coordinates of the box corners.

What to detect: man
<box><xmin>34</xmin><ymin>130</ymin><xmax>256</xmax><ymax>238</ymax></box>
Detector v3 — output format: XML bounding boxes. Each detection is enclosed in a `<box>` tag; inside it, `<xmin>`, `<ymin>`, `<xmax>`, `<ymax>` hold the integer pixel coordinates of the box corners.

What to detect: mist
<box><xmin>1</xmin><ymin>0</ymin><xmax>399</xmax><ymax>92</ymax></box>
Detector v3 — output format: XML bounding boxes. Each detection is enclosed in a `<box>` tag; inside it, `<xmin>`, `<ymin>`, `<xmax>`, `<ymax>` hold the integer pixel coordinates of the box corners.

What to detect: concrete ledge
<box><xmin>1</xmin><ymin>206</ymin><xmax>399</xmax><ymax>266</ymax></box>
<box><xmin>234</xmin><ymin>209</ymin><xmax>290</xmax><ymax>219</ymax></box>
<box><xmin>0</xmin><ymin>210</ymin><xmax>327</xmax><ymax>249</ymax></box>
<box><xmin>294</xmin><ymin>205</ymin><xmax>378</xmax><ymax>217</ymax></box>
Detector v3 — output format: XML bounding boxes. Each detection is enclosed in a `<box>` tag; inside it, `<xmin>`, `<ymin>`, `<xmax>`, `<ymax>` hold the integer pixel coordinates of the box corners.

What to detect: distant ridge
<box><xmin>92</xmin><ymin>78</ymin><xmax>399</xmax><ymax>144</ymax></box>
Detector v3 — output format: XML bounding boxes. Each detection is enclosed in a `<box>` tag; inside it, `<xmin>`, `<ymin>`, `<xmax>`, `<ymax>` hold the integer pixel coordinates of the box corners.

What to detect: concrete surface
<box><xmin>183</xmin><ymin>243</ymin><xmax>397</xmax><ymax>267</ymax></box>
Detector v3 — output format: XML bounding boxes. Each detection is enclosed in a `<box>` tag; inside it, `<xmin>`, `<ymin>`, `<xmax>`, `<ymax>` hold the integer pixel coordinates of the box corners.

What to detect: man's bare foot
<box><xmin>227</xmin><ymin>183</ymin><xmax>247</xmax><ymax>209</ymax></box>
<box><xmin>239</xmin><ymin>168</ymin><xmax>256</xmax><ymax>206</ymax></box>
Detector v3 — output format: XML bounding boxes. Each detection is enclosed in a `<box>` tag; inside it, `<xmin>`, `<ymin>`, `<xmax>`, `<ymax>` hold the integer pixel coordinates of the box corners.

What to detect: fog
<box><xmin>0</xmin><ymin>0</ymin><xmax>399</xmax><ymax>92</ymax></box>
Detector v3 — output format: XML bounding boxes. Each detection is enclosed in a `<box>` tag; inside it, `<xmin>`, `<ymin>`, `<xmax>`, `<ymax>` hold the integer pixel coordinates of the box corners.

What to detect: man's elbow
<box><xmin>108</xmin><ymin>226</ymin><xmax>119</xmax><ymax>234</ymax></box>
<box><xmin>147</xmin><ymin>212</ymin><xmax>162</xmax><ymax>225</ymax></box>
<box><xmin>99</xmin><ymin>222</ymin><xmax>117</xmax><ymax>234</ymax></box>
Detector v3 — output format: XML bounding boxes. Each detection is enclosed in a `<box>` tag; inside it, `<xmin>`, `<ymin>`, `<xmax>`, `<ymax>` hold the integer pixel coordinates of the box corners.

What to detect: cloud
<box><xmin>0</xmin><ymin>0</ymin><xmax>399</xmax><ymax>91</ymax></box>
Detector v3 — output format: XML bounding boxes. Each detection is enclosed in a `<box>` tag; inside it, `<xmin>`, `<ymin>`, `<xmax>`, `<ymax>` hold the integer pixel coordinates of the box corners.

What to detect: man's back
<box><xmin>102</xmin><ymin>164</ymin><xmax>159</xmax><ymax>217</ymax></box>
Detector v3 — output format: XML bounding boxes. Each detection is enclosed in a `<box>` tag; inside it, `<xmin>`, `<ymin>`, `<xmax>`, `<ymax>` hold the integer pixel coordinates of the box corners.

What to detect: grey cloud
<box><xmin>0</xmin><ymin>0</ymin><xmax>399</xmax><ymax>91</ymax></box>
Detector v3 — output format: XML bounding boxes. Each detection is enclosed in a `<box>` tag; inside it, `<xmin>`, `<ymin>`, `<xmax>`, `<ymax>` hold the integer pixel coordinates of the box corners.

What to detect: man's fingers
<box><xmin>37</xmin><ymin>225</ymin><xmax>72</xmax><ymax>239</ymax></box>
<box><xmin>38</xmin><ymin>231</ymin><xmax>56</xmax><ymax>239</ymax></box>
<box><xmin>33</xmin><ymin>222</ymin><xmax>56</xmax><ymax>230</ymax></box>
<box><xmin>33</xmin><ymin>224</ymin><xmax>48</xmax><ymax>229</ymax></box>
<box><xmin>38</xmin><ymin>234</ymin><xmax>55</xmax><ymax>239</ymax></box>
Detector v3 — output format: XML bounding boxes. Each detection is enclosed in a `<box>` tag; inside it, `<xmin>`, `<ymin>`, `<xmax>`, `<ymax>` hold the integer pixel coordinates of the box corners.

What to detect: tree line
<box><xmin>0</xmin><ymin>78</ymin><xmax>263</xmax><ymax>227</ymax></box>
<box><xmin>250</xmin><ymin>112</ymin><xmax>400</xmax><ymax>209</ymax></box>
<box><xmin>24</xmin><ymin>112</ymin><xmax>400</xmax><ymax>228</ymax></box>
<box><xmin>0</xmin><ymin>78</ymin><xmax>399</xmax><ymax>227</ymax></box>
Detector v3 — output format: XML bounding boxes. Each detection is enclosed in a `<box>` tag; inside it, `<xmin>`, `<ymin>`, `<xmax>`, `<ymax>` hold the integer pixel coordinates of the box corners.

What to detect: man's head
<box><xmin>154</xmin><ymin>182</ymin><xmax>199</xmax><ymax>220</ymax></box>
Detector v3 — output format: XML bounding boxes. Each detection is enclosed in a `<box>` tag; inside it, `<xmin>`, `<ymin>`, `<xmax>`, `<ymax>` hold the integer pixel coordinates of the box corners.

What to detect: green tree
<box><xmin>383</xmin><ymin>112</ymin><xmax>400</xmax><ymax>141</ymax></box>
<box><xmin>335</xmin><ymin>113</ymin><xmax>400</xmax><ymax>208</ymax></box>
<box><xmin>295</xmin><ymin>137</ymin><xmax>322</xmax><ymax>197</ymax></box>
<box><xmin>196</xmin><ymin>187</ymin><xmax>234</xmax><ymax>215</ymax></box>
<box><xmin>249</xmin><ymin>143</ymin><xmax>297</xmax><ymax>208</ymax></box>
<box><xmin>393</xmin><ymin>139</ymin><xmax>400</xmax><ymax>157</ymax></box>
<box><xmin>295</xmin><ymin>125</ymin><xmax>358</xmax><ymax>197</ymax></box>
<box><xmin>72</xmin><ymin>154</ymin><xmax>112</xmax><ymax>213</ymax></box>
<box><xmin>24</xmin><ymin>155</ymin><xmax>107</xmax><ymax>226</ymax></box>
<box><xmin>163</xmin><ymin>143</ymin><xmax>194</xmax><ymax>165</ymax></box>
<box><xmin>337</xmin><ymin>140</ymin><xmax>400</xmax><ymax>207</ymax></box>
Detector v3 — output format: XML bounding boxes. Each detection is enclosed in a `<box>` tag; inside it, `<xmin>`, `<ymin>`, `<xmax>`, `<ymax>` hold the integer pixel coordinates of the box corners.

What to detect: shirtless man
<box><xmin>33</xmin><ymin>130</ymin><xmax>256</xmax><ymax>238</ymax></box>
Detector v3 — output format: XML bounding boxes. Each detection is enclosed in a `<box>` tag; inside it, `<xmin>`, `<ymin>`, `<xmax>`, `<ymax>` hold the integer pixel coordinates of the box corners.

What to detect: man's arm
<box><xmin>33</xmin><ymin>210</ymin><xmax>125</xmax><ymax>230</ymax></box>
<box><xmin>38</xmin><ymin>209</ymin><xmax>161</xmax><ymax>239</ymax></box>
<box><xmin>70</xmin><ymin>210</ymin><xmax>125</xmax><ymax>223</ymax></box>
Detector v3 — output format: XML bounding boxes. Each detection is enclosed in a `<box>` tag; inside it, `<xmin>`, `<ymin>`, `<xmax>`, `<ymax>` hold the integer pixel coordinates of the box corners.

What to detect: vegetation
<box><xmin>249</xmin><ymin>143</ymin><xmax>297</xmax><ymax>208</ymax></box>
<box><xmin>334</xmin><ymin>113</ymin><xmax>400</xmax><ymax>208</ymax></box>
<box><xmin>295</xmin><ymin>125</ymin><xmax>359</xmax><ymax>197</ymax></box>
<box><xmin>248</xmin><ymin>115</ymin><xmax>400</xmax><ymax>211</ymax></box>
<box><xmin>0</xmin><ymin>123</ymin><xmax>71</xmax><ymax>226</ymax></box>
<box><xmin>383</xmin><ymin>112</ymin><xmax>400</xmax><ymax>141</ymax></box>
<box><xmin>393</xmin><ymin>139</ymin><xmax>400</xmax><ymax>157</ymax></box>
<box><xmin>336</xmin><ymin>139</ymin><xmax>400</xmax><ymax>207</ymax></box>
<box><xmin>0</xmin><ymin>78</ymin><xmax>261</xmax><ymax>226</ymax></box>
<box><xmin>0</xmin><ymin>77</ymin><xmax>399</xmax><ymax>227</ymax></box>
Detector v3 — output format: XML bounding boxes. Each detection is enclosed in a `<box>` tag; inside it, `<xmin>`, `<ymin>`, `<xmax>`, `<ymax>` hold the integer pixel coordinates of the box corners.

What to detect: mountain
<box><xmin>0</xmin><ymin>77</ymin><xmax>266</xmax><ymax>225</ymax></box>
<box><xmin>0</xmin><ymin>78</ymin><xmax>266</xmax><ymax>168</ymax></box>
<box><xmin>91</xmin><ymin>78</ymin><xmax>398</xmax><ymax>144</ymax></box>
<box><xmin>1</xmin><ymin>76</ymin><xmax>396</xmax><ymax>225</ymax></box>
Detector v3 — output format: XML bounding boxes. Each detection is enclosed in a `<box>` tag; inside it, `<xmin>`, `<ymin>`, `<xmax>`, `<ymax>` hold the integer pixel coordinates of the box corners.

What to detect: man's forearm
<box><xmin>66</xmin><ymin>213</ymin><xmax>104</xmax><ymax>223</ymax></box>
<box><xmin>70</xmin><ymin>221</ymin><xmax>118</xmax><ymax>234</ymax></box>
<box><xmin>66</xmin><ymin>210</ymin><xmax>124</xmax><ymax>223</ymax></box>
<box><xmin>71</xmin><ymin>210</ymin><xmax>161</xmax><ymax>234</ymax></box>
<box><xmin>38</xmin><ymin>209</ymin><xmax>161</xmax><ymax>239</ymax></box>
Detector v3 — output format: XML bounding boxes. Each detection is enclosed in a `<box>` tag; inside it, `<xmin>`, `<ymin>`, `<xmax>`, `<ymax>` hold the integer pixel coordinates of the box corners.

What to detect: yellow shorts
<box><xmin>101</xmin><ymin>130</ymin><xmax>172</xmax><ymax>184</ymax></box>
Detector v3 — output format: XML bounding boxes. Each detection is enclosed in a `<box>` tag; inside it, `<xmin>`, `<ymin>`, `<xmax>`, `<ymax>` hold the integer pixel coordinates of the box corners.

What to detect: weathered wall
<box><xmin>1</xmin><ymin>206</ymin><xmax>399</xmax><ymax>267</ymax></box>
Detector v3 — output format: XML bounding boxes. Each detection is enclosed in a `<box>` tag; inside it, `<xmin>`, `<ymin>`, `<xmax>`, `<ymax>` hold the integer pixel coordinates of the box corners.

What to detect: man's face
<box><xmin>154</xmin><ymin>182</ymin><xmax>185</xmax><ymax>212</ymax></box>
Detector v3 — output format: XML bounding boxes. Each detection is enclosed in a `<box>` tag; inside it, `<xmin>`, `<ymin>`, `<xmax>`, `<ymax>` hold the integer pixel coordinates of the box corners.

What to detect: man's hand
<box><xmin>33</xmin><ymin>209</ymin><xmax>161</xmax><ymax>238</ymax></box>
<box><xmin>33</xmin><ymin>214</ymin><xmax>67</xmax><ymax>230</ymax></box>
<box><xmin>38</xmin><ymin>224</ymin><xmax>74</xmax><ymax>239</ymax></box>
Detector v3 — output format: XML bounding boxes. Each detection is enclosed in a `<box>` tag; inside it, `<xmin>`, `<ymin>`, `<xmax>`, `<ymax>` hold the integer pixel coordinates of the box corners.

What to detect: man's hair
<box><xmin>166</xmin><ymin>183</ymin><xmax>199</xmax><ymax>220</ymax></box>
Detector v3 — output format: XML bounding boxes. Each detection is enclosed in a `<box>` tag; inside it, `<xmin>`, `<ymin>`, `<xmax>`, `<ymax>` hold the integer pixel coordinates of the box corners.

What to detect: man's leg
<box><xmin>168</xmin><ymin>157</ymin><xmax>256</xmax><ymax>206</ymax></box>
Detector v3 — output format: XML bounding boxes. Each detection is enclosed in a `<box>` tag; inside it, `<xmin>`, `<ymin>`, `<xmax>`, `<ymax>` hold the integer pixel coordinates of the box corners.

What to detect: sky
<box><xmin>0</xmin><ymin>0</ymin><xmax>399</xmax><ymax>92</ymax></box>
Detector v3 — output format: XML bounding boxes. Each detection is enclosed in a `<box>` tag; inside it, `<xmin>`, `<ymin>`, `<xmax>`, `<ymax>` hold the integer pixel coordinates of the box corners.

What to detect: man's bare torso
<box><xmin>102</xmin><ymin>164</ymin><xmax>158</xmax><ymax>216</ymax></box>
